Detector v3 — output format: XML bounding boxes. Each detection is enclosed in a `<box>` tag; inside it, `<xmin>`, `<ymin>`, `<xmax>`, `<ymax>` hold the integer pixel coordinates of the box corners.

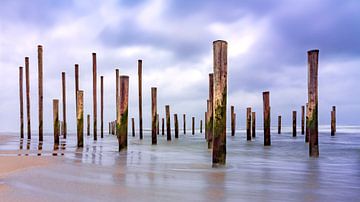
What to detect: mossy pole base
<box><xmin>162</xmin><ymin>118</ymin><xmax>165</xmax><ymax>135</ymax></box>
<box><xmin>61</xmin><ymin>72</ymin><xmax>67</xmax><ymax>139</ymax></box>
<box><xmin>132</xmin><ymin>118</ymin><xmax>135</xmax><ymax>137</ymax></box>
<box><xmin>25</xmin><ymin>57</ymin><xmax>31</xmax><ymax>140</ymax></box>
<box><xmin>92</xmin><ymin>53</ymin><xmax>97</xmax><ymax>141</ymax></box>
<box><xmin>100</xmin><ymin>76</ymin><xmax>104</xmax><ymax>138</ymax></box>
<box><xmin>252</xmin><ymin>112</ymin><xmax>256</xmax><ymax>138</ymax></box>
<box><xmin>138</xmin><ymin>60</ymin><xmax>143</xmax><ymax>140</ymax></box>
<box><xmin>307</xmin><ymin>49</ymin><xmax>319</xmax><ymax>157</ymax></box>
<box><xmin>119</xmin><ymin>76</ymin><xmax>129</xmax><ymax>151</ymax></box>
<box><xmin>293</xmin><ymin>111</ymin><xmax>297</xmax><ymax>137</ymax></box>
<box><xmin>183</xmin><ymin>114</ymin><xmax>186</xmax><ymax>134</ymax></box>
<box><xmin>87</xmin><ymin>114</ymin><xmax>90</xmax><ymax>136</ymax></box>
<box><xmin>208</xmin><ymin>73</ymin><xmax>214</xmax><ymax>149</ymax></box>
<box><xmin>246</xmin><ymin>107</ymin><xmax>251</xmax><ymax>141</ymax></box>
<box><xmin>263</xmin><ymin>91</ymin><xmax>271</xmax><ymax>146</ymax></box>
<box><xmin>192</xmin><ymin>117</ymin><xmax>195</xmax><ymax>135</ymax></box>
<box><xmin>174</xmin><ymin>114</ymin><xmax>179</xmax><ymax>138</ymax></box>
<box><xmin>151</xmin><ymin>87</ymin><xmax>157</xmax><ymax>144</ymax></box>
<box><xmin>231</xmin><ymin>106</ymin><xmax>235</xmax><ymax>136</ymax></box>
<box><xmin>301</xmin><ymin>106</ymin><xmax>305</xmax><ymax>135</ymax></box>
<box><xmin>53</xmin><ymin>99</ymin><xmax>60</xmax><ymax>145</ymax></box>
<box><xmin>278</xmin><ymin>116</ymin><xmax>281</xmax><ymax>134</ymax></box>
<box><xmin>19</xmin><ymin>66</ymin><xmax>24</xmax><ymax>138</ymax></box>
<box><xmin>38</xmin><ymin>45</ymin><xmax>43</xmax><ymax>142</ymax></box>
<box><xmin>212</xmin><ymin>40</ymin><xmax>227</xmax><ymax>166</ymax></box>
<box><xmin>165</xmin><ymin>105</ymin><xmax>171</xmax><ymax>141</ymax></box>
<box><xmin>77</xmin><ymin>91</ymin><xmax>84</xmax><ymax>147</ymax></box>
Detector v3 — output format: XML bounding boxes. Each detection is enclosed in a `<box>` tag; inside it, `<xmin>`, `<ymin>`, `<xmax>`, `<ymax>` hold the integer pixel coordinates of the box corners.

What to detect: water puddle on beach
<box><xmin>0</xmin><ymin>128</ymin><xmax>359</xmax><ymax>202</ymax></box>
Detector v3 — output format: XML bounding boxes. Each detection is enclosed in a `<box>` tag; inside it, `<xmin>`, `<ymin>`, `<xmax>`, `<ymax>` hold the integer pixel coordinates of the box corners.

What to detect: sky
<box><xmin>0</xmin><ymin>0</ymin><xmax>359</xmax><ymax>133</ymax></box>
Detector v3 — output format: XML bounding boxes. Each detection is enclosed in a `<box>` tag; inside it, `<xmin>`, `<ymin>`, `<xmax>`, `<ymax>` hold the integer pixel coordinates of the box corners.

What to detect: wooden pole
<box><xmin>306</xmin><ymin>103</ymin><xmax>309</xmax><ymax>142</ymax></box>
<box><xmin>308</xmin><ymin>50</ymin><xmax>319</xmax><ymax>157</ymax></box>
<box><xmin>174</xmin><ymin>114</ymin><xmax>179</xmax><ymax>138</ymax></box>
<box><xmin>246</xmin><ymin>107</ymin><xmax>251</xmax><ymax>141</ymax></box>
<box><xmin>332</xmin><ymin>106</ymin><xmax>336</xmax><ymax>134</ymax></box>
<box><xmin>151</xmin><ymin>87</ymin><xmax>157</xmax><ymax>144</ymax></box>
<box><xmin>231</xmin><ymin>106</ymin><xmax>235</xmax><ymax>136</ymax></box>
<box><xmin>25</xmin><ymin>57</ymin><xmax>31</xmax><ymax>139</ymax></box>
<box><xmin>162</xmin><ymin>118</ymin><xmax>165</xmax><ymax>135</ymax></box>
<box><xmin>212</xmin><ymin>40</ymin><xmax>227</xmax><ymax>166</ymax></box>
<box><xmin>87</xmin><ymin>114</ymin><xmax>90</xmax><ymax>136</ymax></box>
<box><xmin>205</xmin><ymin>111</ymin><xmax>208</xmax><ymax>139</ymax></box>
<box><xmin>138</xmin><ymin>60</ymin><xmax>143</xmax><ymax>140</ymax></box>
<box><xmin>61</xmin><ymin>72</ymin><xmax>67</xmax><ymax>138</ymax></box>
<box><xmin>301</xmin><ymin>106</ymin><xmax>305</xmax><ymax>135</ymax></box>
<box><xmin>200</xmin><ymin>120</ymin><xmax>202</xmax><ymax>133</ymax></box>
<box><xmin>19</xmin><ymin>66</ymin><xmax>24</xmax><ymax>138</ymax></box>
<box><xmin>131</xmin><ymin>118</ymin><xmax>135</xmax><ymax>137</ymax></box>
<box><xmin>278</xmin><ymin>116</ymin><xmax>281</xmax><ymax>134</ymax></box>
<box><xmin>92</xmin><ymin>53</ymin><xmax>97</xmax><ymax>141</ymax></box>
<box><xmin>183</xmin><ymin>114</ymin><xmax>186</xmax><ymax>134</ymax></box>
<box><xmin>166</xmin><ymin>105</ymin><xmax>171</xmax><ymax>141</ymax></box>
<box><xmin>38</xmin><ymin>45</ymin><xmax>43</xmax><ymax>142</ymax></box>
<box><xmin>100</xmin><ymin>76</ymin><xmax>104</xmax><ymax>138</ymax></box>
<box><xmin>263</xmin><ymin>91</ymin><xmax>271</xmax><ymax>146</ymax></box>
<box><xmin>252</xmin><ymin>112</ymin><xmax>256</xmax><ymax>138</ymax></box>
<box><xmin>156</xmin><ymin>114</ymin><xmax>160</xmax><ymax>135</ymax></box>
<box><xmin>331</xmin><ymin>106</ymin><xmax>336</xmax><ymax>136</ymax></box>
<box><xmin>53</xmin><ymin>99</ymin><xmax>60</xmax><ymax>145</ymax></box>
<box><xmin>115</xmin><ymin>69</ymin><xmax>119</xmax><ymax>137</ymax></box>
<box><xmin>208</xmin><ymin>73</ymin><xmax>214</xmax><ymax>149</ymax></box>
<box><xmin>192</xmin><ymin>117</ymin><xmax>195</xmax><ymax>135</ymax></box>
<box><xmin>109</xmin><ymin>122</ymin><xmax>111</xmax><ymax>134</ymax></box>
<box><xmin>119</xmin><ymin>76</ymin><xmax>129</xmax><ymax>151</ymax></box>
<box><xmin>77</xmin><ymin>90</ymin><xmax>84</xmax><ymax>147</ymax></box>
<box><xmin>293</xmin><ymin>111</ymin><xmax>297</xmax><ymax>137</ymax></box>
<box><xmin>75</xmin><ymin>64</ymin><xmax>79</xmax><ymax>115</ymax></box>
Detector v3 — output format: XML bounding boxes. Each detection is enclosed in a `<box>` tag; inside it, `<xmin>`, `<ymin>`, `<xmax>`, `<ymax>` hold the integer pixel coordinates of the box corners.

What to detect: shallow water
<box><xmin>0</xmin><ymin>128</ymin><xmax>359</xmax><ymax>202</ymax></box>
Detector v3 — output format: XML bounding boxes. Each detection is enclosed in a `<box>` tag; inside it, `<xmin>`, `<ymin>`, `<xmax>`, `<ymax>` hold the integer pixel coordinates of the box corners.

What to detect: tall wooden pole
<box><xmin>174</xmin><ymin>114</ymin><xmax>179</xmax><ymax>138</ymax></box>
<box><xmin>115</xmin><ymin>69</ymin><xmax>119</xmax><ymax>137</ymax></box>
<box><xmin>87</xmin><ymin>114</ymin><xmax>90</xmax><ymax>136</ymax></box>
<box><xmin>132</xmin><ymin>118</ymin><xmax>135</xmax><ymax>137</ymax></box>
<box><xmin>192</xmin><ymin>117</ymin><xmax>195</xmax><ymax>135</ymax></box>
<box><xmin>162</xmin><ymin>118</ymin><xmax>165</xmax><ymax>135</ymax></box>
<box><xmin>212</xmin><ymin>40</ymin><xmax>227</xmax><ymax>166</ymax></box>
<box><xmin>19</xmin><ymin>66</ymin><xmax>24</xmax><ymax>138</ymax></box>
<box><xmin>301</xmin><ymin>106</ymin><xmax>305</xmax><ymax>135</ymax></box>
<box><xmin>208</xmin><ymin>73</ymin><xmax>214</xmax><ymax>149</ymax></box>
<box><xmin>25</xmin><ymin>57</ymin><xmax>31</xmax><ymax>139</ymax></box>
<box><xmin>246</xmin><ymin>107</ymin><xmax>251</xmax><ymax>141</ymax></box>
<box><xmin>138</xmin><ymin>60</ymin><xmax>143</xmax><ymax>140</ymax></box>
<box><xmin>92</xmin><ymin>53</ymin><xmax>97</xmax><ymax>141</ymax></box>
<box><xmin>38</xmin><ymin>45</ymin><xmax>43</xmax><ymax>142</ymax></box>
<box><xmin>100</xmin><ymin>76</ymin><xmax>104</xmax><ymax>138</ymax></box>
<box><xmin>53</xmin><ymin>99</ymin><xmax>60</xmax><ymax>145</ymax></box>
<box><xmin>77</xmin><ymin>90</ymin><xmax>84</xmax><ymax>147</ymax></box>
<box><xmin>75</xmin><ymin>64</ymin><xmax>79</xmax><ymax>116</ymax></box>
<box><xmin>166</xmin><ymin>105</ymin><xmax>171</xmax><ymax>141</ymax></box>
<box><xmin>252</xmin><ymin>112</ymin><xmax>256</xmax><ymax>138</ymax></box>
<box><xmin>151</xmin><ymin>87</ymin><xmax>157</xmax><ymax>144</ymax></box>
<box><xmin>293</xmin><ymin>111</ymin><xmax>297</xmax><ymax>137</ymax></box>
<box><xmin>263</xmin><ymin>91</ymin><xmax>271</xmax><ymax>146</ymax></box>
<box><xmin>119</xmin><ymin>76</ymin><xmax>129</xmax><ymax>151</ymax></box>
<box><xmin>308</xmin><ymin>50</ymin><xmax>319</xmax><ymax>157</ymax></box>
<box><xmin>61</xmin><ymin>72</ymin><xmax>67</xmax><ymax>138</ymax></box>
<box><xmin>183</xmin><ymin>114</ymin><xmax>186</xmax><ymax>134</ymax></box>
<box><xmin>278</xmin><ymin>116</ymin><xmax>281</xmax><ymax>134</ymax></box>
<box><xmin>231</xmin><ymin>106</ymin><xmax>235</xmax><ymax>136</ymax></box>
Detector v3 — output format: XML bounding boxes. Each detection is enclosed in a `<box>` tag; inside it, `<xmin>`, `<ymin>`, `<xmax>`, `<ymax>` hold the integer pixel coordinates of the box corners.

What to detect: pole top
<box><xmin>307</xmin><ymin>49</ymin><xmax>319</xmax><ymax>53</ymax></box>
<box><xmin>213</xmin><ymin>40</ymin><xmax>228</xmax><ymax>44</ymax></box>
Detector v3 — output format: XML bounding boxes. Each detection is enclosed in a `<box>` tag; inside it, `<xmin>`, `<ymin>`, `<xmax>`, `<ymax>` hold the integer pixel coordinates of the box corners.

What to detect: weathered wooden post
<box><xmin>278</xmin><ymin>116</ymin><xmax>281</xmax><ymax>134</ymax></box>
<box><xmin>183</xmin><ymin>114</ymin><xmax>186</xmax><ymax>134</ymax></box>
<box><xmin>87</xmin><ymin>114</ymin><xmax>90</xmax><ymax>136</ymax></box>
<box><xmin>38</xmin><ymin>45</ymin><xmax>43</xmax><ymax>142</ymax></box>
<box><xmin>53</xmin><ymin>99</ymin><xmax>60</xmax><ymax>145</ymax></box>
<box><xmin>212</xmin><ymin>40</ymin><xmax>227</xmax><ymax>166</ymax></box>
<box><xmin>246</xmin><ymin>107</ymin><xmax>251</xmax><ymax>141</ymax></box>
<box><xmin>132</xmin><ymin>118</ymin><xmax>135</xmax><ymax>137</ymax></box>
<box><xmin>231</xmin><ymin>106</ymin><xmax>235</xmax><ymax>136</ymax></box>
<box><xmin>138</xmin><ymin>60</ymin><xmax>143</xmax><ymax>140</ymax></box>
<box><xmin>263</xmin><ymin>91</ymin><xmax>271</xmax><ymax>146</ymax></box>
<box><xmin>61</xmin><ymin>72</ymin><xmax>67</xmax><ymax>138</ymax></box>
<box><xmin>162</xmin><ymin>118</ymin><xmax>165</xmax><ymax>135</ymax></box>
<box><xmin>100</xmin><ymin>76</ymin><xmax>104</xmax><ymax>138</ymax></box>
<box><xmin>151</xmin><ymin>87</ymin><xmax>157</xmax><ymax>144</ymax></box>
<box><xmin>77</xmin><ymin>90</ymin><xmax>84</xmax><ymax>147</ymax></box>
<box><xmin>92</xmin><ymin>53</ymin><xmax>97</xmax><ymax>141</ymax></box>
<box><xmin>156</xmin><ymin>114</ymin><xmax>160</xmax><ymax>134</ymax></box>
<box><xmin>200</xmin><ymin>120</ymin><xmax>203</xmax><ymax>133</ymax></box>
<box><xmin>109</xmin><ymin>122</ymin><xmax>111</xmax><ymax>134</ymax></box>
<box><xmin>19</xmin><ymin>66</ymin><xmax>24</xmax><ymax>138</ymax></box>
<box><xmin>119</xmin><ymin>76</ymin><xmax>129</xmax><ymax>151</ymax></box>
<box><xmin>252</xmin><ymin>112</ymin><xmax>256</xmax><ymax>138</ymax></box>
<box><xmin>174</xmin><ymin>114</ymin><xmax>179</xmax><ymax>138</ymax></box>
<box><xmin>293</xmin><ymin>111</ymin><xmax>297</xmax><ymax>137</ymax></box>
<box><xmin>308</xmin><ymin>49</ymin><xmax>319</xmax><ymax>157</ymax></box>
<box><xmin>208</xmin><ymin>73</ymin><xmax>214</xmax><ymax>149</ymax></box>
<box><xmin>25</xmin><ymin>57</ymin><xmax>31</xmax><ymax>139</ymax></box>
<box><xmin>115</xmin><ymin>69</ymin><xmax>119</xmax><ymax>137</ymax></box>
<box><xmin>331</xmin><ymin>106</ymin><xmax>336</xmax><ymax>136</ymax></box>
<box><xmin>166</xmin><ymin>105</ymin><xmax>171</xmax><ymax>141</ymax></box>
<box><xmin>192</xmin><ymin>117</ymin><xmax>195</xmax><ymax>135</ymax></box>
<box><xmin>306</xmin><ymin>103</ymin><xmax>309</xmax><ymax>142</ymax></box>
<box><xmin>301</xmin><ymin>106</ymin><xmax>305</xmax><ymax>135</ymax></box>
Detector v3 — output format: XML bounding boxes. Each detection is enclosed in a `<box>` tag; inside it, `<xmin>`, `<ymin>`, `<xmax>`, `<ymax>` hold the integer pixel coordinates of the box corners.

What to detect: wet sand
<box><xmin>0</xmin><ymin>127</ymin><xmax>359</xmax><ymax>202</ymax></box>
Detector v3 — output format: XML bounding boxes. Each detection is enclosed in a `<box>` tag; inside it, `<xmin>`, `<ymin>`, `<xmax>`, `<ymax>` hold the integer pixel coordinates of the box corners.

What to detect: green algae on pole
<box><xmin>132</xmin><ymin>118</ymin><xmax>135</xmax><ymax>137</ymax></box>
<box><xmin>278</xmin><ymin>115</ymin><xmax>281</xmax><ymax>134</ymax></box>
<box><xmin>162</xmin><ymin>118</ymin><xmax>165</xmax><ymax>135</ymax></box>
<box><xmin>53</xmin><ymin>99</ymin><xmax>60</xmax><ymax>145</ymax></box>
<box><xmin>165</xmin><ymin>105</ymin><xmax>171</xmax><ymax>141</ymax></box>
<box><xmin>252</xmin><ymin>112</ymin><xmax>256</xmax><ymax>138</ymax></box>
<box><xmin>231</xmin><ymin>106</ymin><xmax>235</xmax><ymax>136</ymax></box>
<box><xmin>38</xmin><ymin>45</ymin><xmax>43</xmax><ymax>142</ymax></box>
<box><xmin>174</xmin><ymin>114</ymin><xmax>179</xmax><ymax>138</ymax></box>
<box><xmin>138</xmin><ymin>60</ymin><xmax>143</xmax><ymax>140</ymax></box>
<box><xmin>118</xmin><ymin>76</ymin><xmax>129</xmax><ymax>151</ymax></box>
<box><xmin>192</xmin><ymin>117</ymin><xmax>195</xmax><ymax>135</ymax></box>
<box><xmin>151</xmin><ymin>87</ymin><xmax>157</xmax><ymax>144</ymax></box>
<box><xmin>92</xmin><ymin>53</ymin><xmax>97</xmax><ymax>141</ymax></box>
<box><xmin>87</xmin><ymin>114</ymin><xmax>90</xmax><ymax>136</ymax></box>
<box><xmin>208</xmin><ymin>73</ymin><xmax>214</xmax><ymax>149</ymax></box>
<box><xmin>263</xmin><ymin>91</ymin><xmax>271</xmax><ymax>146</ymax></box>
<box><xmin>25</xmin><ymin>57</ymin><xmax>31</xmax><ymax>139</ymax></box>
<box><xmin>19</xmin><ymin>66</ymin><xmax>24</xmax><ymax>138</ymax></box>
<box><xmin>100</xmin><ymin>76</ymin><xmax>104</xmax><ymax>138</ymax></box>
<box><xmin>61</xmin><ymin>72</ymin><xmax>67</xmax><ymax>139</ymax></box>
<box><xmin>307</xmin><ymin>50</ymin><xmax>319</xmax><ymax>157</ymax></box>
<box><xmin>183</xmin><ymin>114</ymin><xmax>186</xmax><ymax>134</ymax></box>
<box><xmin>293</xmin><ymin>111</ymin><xmax>297</xmax><ymax>137</ymax></box>
<box><xmin>246</xmin><ymin>107</ymin><xmax>251</xmax><ymax>141</ymax></box>
<box><xmin>301</xmin><ymin>106</ymin><xmax>305</xmax><ymax>135</ymax></box>
<box><xmin>77</xmin><ymin>90</ymin><xmax>84</xmax><ymax>147</ymax></box>
<box><xmin>212</xmin><ymin>40</ymin><xmax>227</xmax><ymax>166</ymax></box>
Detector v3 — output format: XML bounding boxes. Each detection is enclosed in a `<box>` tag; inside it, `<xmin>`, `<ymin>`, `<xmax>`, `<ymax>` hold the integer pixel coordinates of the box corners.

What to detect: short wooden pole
<box><xmin>246</xmin><ymin>107</ymin><xmax>251</xmax><ymax>141</ymax></box>
<box><xmin>109</xmin><ymin>122</ymin><xmax>111</xmax><ymax>134</ymax></box>
<box><xmin>301</xmin><ymin>106</ymin><xmax>305</xmax><ymax>135</ymax></box>
<box><xmin>166</xmin><ymin>105</ymin><xmax>171</xmax><ymax>141</ymax></box>
<box><xmin>231</xmin><ymin>106</ymin><xmax>235</xmax><ymax>136</ymax></box>
<box><xmin>200</xmin><ymin>120</ymin><xmax>202</xmax><ymax>133</ymax></box>
<box><xmin>306</xmin><ymin>103</ymin><xmax>309</xmax><ymax>142</ymax></box>
<box><xmin>100</xmin><ymin>76</ymin><xmax>104</xmax><ymax>138</ymax></box>
<box><xmin>192</xmin><ymin>117</ymin><xmax>195</xmax><ymax>135</ymax></box>
<box><xmin>162</xmin><ymin>118</ymin><xmax>165</xmax><ymax>135</ymax></box>
<box><xmin>278</xmin><ymin>116</ymin><xmax>281</xmax><ymax>134</ymax></box>
<box><xmin>25</xmin><ymin>57</ymin><xmax>31</xmax><ymax>139</ymax></box>
<box><xmin>293</xmin><ymin>111</ymin><xmax>297</xmax><ymax>137</ymax></box>
<box><xmin>61</xmin><ymin>72</ymin><xmax>67</xmax><ymax>138</ymax></box>
<box><xmin>208</xmin><ymin>73</ymin><xmax>214</xmax><ymax>149</ymax></box>
<box><xmin>308</xmin><ymin>50</ymin><xmax>319</xmax><ymax>157</ymax></box>
<box><xmin>75</xmin><ymin>64</ymin><xmax>79</xmax><ymax>115</ymax></box>
<box><xmin>92</xmin><ymin>53</ymin><xmax>97</xmax><ymax>141</ymax></box>
<box><xmin>19</xmin><ymin>66</ymin><xmax>24</xmax><ymax>138</ymax></box>
<box><xmin>132</xmin><ymin>118</ymin><xmax>135</xmax><ymax>137</ymax></box>
<box><xmin>151</xmin><ymin>87</ymin><xmax>157</xmax><ymax>144</ymax></box>
<box><xmin>331</xmin><ymin>106</ymin><xmax>336</xmax><ymax>136</ymax></box>
<box><xmin>212</xmin><ymin>40</ymin><xmax>227</xmax><ymax>166</ymax></box>
<box><xmin>183</xmin><ymin>114</ymin><xmax>186</xmax><ymax>134</ymax></box>
<box><xmin>53</xmin><ymin>99</ymin><xmax>60</xmax><ymax>145</ymax></box>
<box><xmin>174</xmin><ymin>114</ymin><xmax>179</xmax><ymax>138</ymax></box>
<box><xmin>38</xmin><ymin>45</ymin><xmax>43</xmax><ymax>142</ymax></box>
<box><xmin>87</xmin><ymin>114</ymin><xmax>90</xmax><ymax>136</ymax></box>
<box><xmin>252</xmin><ymin>112</ymin><xmax>256</xmax><ymax>138</ymax></box>
<box><xmin>263</xmin><ymin>91</ymin><xmax>271</xmax><ymax>146</ymax></box>
<box><xmin>138</xmin><ymin>60</ymin><xmax>143</xmax><ymax>140</ymax></box>
<box><xmin>77</xmin><ymin>90</ymin><xmax>84</xmax><ymax>147</ymax></box>
<box><xmin>119</xmin><ymin>76</ymin><xmax>129</xmax><ymax>151</ymax></box>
